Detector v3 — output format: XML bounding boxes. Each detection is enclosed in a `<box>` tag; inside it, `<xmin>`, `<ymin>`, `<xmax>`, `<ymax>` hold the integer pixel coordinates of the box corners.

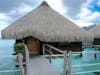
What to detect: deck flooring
<box><xmin>28</xmin><ymin>55</ymin><xmax>60</xmax><ymax>75</ymax></box>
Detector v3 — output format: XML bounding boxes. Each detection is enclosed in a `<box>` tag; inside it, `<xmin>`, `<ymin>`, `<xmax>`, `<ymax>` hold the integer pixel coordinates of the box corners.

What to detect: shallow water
<box><xmin>51</xmin><ymin>48</ymin><xmax>100</xmax><ymax>75</ymax></box>
<box><xmin>1</xmin><ymin>39</ymin><xmax>100</xmax><ymax>75</ymax></box>
<box><xmin>0</xmin><ymin>39</ymin><xmax>21</xmax><ymax>75</ymax></box>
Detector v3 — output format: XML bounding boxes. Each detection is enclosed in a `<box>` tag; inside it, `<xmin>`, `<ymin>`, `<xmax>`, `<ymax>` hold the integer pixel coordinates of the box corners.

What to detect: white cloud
<box><xmin>46</xmin><ymin>0</ymin><xmax>66</xmax><ymax>14</ymax></box>
<box><xmin>10</xmin><ymin>3</ymin><xmax>33</xmax><ymax>16</ymax></box>
<box><xmin>0</xmin><ymin>21</ymin><xmax>9</xmax><ymax>25</ymax></box>
<box><xmin>0</xmin><ymin>25</ymin><xmax>9</xmax><ymax>30</ymax></box>
<box><xmin>76</xmin><ymin>0</ymin><xmax>100</xmax><ymax>27</ymax></box>
<box><xmin>0</xmin><ymin>0</ymin><xmax>99</xmax><ymax>29</ymax></box>
<box><xmin>0</xmin><ymin>13</ymin><xmax>11</xmax><ymax>37</ymax></box>
<box><xmin>77</xmin><ymin>8</ymin><xmax>92</xmax><ymax>19</ymax></box>
<box><xmin>75</xmin><ymin>20</ymin><xmax>94</xmax><ymax>27</ymax></box>
<box><xmin>0</xmin><ymin>13</ymin><xmax>12</xmax><ymax>25</ymax></box>
<box><xmin>75</xmin><ymin>8</ymin><xmax>93</xmax><ymax>27</ymax></box>
<box><xmin>86</xmin><ymin>12</ymin><xmax>100</xmax><ymax>22</ymax></box>
<box><xmin>17</xmin><ymin>3</ymin><xmax>33</xmax><ymax>15</ymax></box>
<box><xmin>0</xmin><ymin>13</ymin><xmax>12</xmax><ymax>21</ymax></box>
<box><xmin>0</xmin><ymin>3</ymin><xmax>33</xmax><ymax>26</ymax></box>
<box><xmin>62</xmin><ymin>0</ymin><xmax>87</xmax><ymax>19</ymax></box>
<box><xmin>77</xmin><ymin>7</ymin><xmax>100</xmax><ymax>23</ymax></box>
<box><xmin>0</xmin><ymin>0</ymin><xmax>66</xmax><ymax>27</ymax></box>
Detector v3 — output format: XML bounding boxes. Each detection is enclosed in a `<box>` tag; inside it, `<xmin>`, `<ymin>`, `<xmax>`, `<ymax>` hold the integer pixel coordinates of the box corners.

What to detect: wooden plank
<box><xmin>25</xmin><ymin>45</ymin><xmax>30</xmax><ymax>75</ymax></box>
<box><xmin>44</xmin><ymin>44</ymin><xmax>64</xmax><ymax>53</ymax></box>
<box><xmin>28</xmin><ymin>56</ymin><xmax>60</xmax><ymax>75</ymax></box>
<box><xmin>63</xmin><ymin>51</ymin><xmax>67</xmax><ymax>75</ymax></box>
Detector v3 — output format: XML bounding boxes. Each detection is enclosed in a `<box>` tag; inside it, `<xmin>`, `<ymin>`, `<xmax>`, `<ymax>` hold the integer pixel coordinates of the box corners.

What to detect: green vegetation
<box><xmin>14</xmin><ymin>42</ymin><xmax>25</xmax><ymax>56</ymax></box>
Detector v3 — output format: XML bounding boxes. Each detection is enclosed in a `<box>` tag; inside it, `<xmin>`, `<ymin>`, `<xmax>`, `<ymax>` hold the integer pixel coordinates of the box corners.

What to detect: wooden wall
<box><xmin>16</xmin><ymin>37</ymin><xmax>82</xmax><ymax>55</ymax></box>
<box><xmin>93</xmin><ymin>38</ymin><xmax>100</xmax><ymax>45</ymax></box>
<box><xmin>43</xmin><ymin>42</ymin><xmax>82</xmax><ymax>52</ymax></box>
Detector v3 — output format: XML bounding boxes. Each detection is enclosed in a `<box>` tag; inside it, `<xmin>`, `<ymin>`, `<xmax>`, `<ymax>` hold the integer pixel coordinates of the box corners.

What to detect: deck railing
<box><xmin>42</xmin><ymin>44</ymin><xmax>100</xmax><ymax>75</ymax></box>
<box><xmin>70</xmin><ymin>51</ymin><xmax>100</xmax><ymax>75</ymax></box>
<box><xmin>17</xmin><ymin>53</ymin><xmax>25</xmax><ymax>75</ymax></box>
<box><xmin>17</xmin><ymin>44</ymin><xmax>29</xmax><ymax>75</ymax></box>
<box><xmin>0</xmin><ymin>55</ymin><xmax>21</xmax><ymax>75</ymax></box>
<box><xmin>15</xmin><ymin>44</ymin><xmax>100</xmax><ymax>75</ymax></box>
<box><xmin>43</xmin><ymin>44</ymin><xmax>65</xmax><ymax>63</ymax></box>
<box><xmin>0</xmin><ymin>69</ymin><xmax>21</xmax><ymax>75</ymax></box>
<box><xmin>43</xmin><ymin>44</ymin><xmax>71</xmax><ymax>75</ymax></box>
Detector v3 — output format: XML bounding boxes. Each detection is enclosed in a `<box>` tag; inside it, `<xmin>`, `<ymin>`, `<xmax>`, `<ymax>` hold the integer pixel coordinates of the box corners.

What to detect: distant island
<box><xmin>82</xmin><ymin>24</ymin><xmax>96</xmax><ymax>31</ymax></box>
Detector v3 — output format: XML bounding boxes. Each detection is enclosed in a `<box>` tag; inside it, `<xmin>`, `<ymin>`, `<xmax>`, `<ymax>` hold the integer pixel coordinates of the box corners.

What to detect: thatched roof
<box><xmin>2</xmin><ymin>1</ymin><xmax>93</xmax><ymax>42</ymax></box>
<box><xmin>89</xmin><ymin>24</ymin><xmax>100</xmax><ymax>38</ymax></box>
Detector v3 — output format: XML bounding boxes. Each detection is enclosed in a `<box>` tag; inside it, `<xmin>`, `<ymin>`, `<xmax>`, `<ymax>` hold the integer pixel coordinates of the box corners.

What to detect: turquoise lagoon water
<box><xmin>1</xmin><ymin>39</ymin><xmax>100</xmax><ymax>75</ymax></box>
<box><xmin>0</xmin><ymin>39</ymin><xmax>21</xmax><ymax>75</ymax></box>
<box><xmin>51</xmin><ymin>48</ymin><xmax>100</xmax><ymax>75</ymax></box>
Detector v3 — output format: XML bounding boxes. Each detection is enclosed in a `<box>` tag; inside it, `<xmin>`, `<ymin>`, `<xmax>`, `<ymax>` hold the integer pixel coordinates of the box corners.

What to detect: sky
<box><xmin>0</xmin><ymin>0</ymin><xmax>100</xmax><ymax>37</ymax></box>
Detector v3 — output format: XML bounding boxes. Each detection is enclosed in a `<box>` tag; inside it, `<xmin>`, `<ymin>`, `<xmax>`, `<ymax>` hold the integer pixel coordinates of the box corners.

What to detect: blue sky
<box><xmin>0</xmin><ymin>0</ymin><xmax>100</xmax><ymax>37</ymax></box>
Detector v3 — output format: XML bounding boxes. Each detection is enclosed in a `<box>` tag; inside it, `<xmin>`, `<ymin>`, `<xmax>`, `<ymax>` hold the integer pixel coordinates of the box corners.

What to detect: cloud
<box><xmin>0</xmin><ymin>0</ymin><xmax>24</xmax><ymax>13</ymax></box>
<box><xmin>9</xmin><ymin>3</ymin><xmax>33</xmax><ymax>17</ymax></box>
<box><xmin>0</xmin><ymin>13</ymin><xmax>13</xmax><ymax>25</ymax></box>
<box><xmin>0</xmin><ymin>0</ymin><xmax>100</xmax><ymax>29</ymax></box>
<box><xmin>86</xmin><ymin>12</ymin><xmax>100</xmax><ymax>22</ymax></box>
<box><xmin>46</xmin><ymin>0</ymin><xmax>66</xmax><ymax>14</ymax></box>
<box><xmin>62</xmin><ymin>0</ymin><xmax>87</xmax><ymax>19</ymax></box>
<box><xmin>77</xmin><ymin>7</ymin><xmax>100</xmax><ymax>26</ymax></box>
<box><xmin>72</xmin><ymin>0</ymin><xmax>100</xmax><ymax>27</ymax></box>
<box><xmin>25</xmin><ymin>0</ymin><xmax>42</xmax><ymax>5</ymax></box>
<box><xmin>60</xmin><ymin>0</ymin><xmax>96</xmax><ymax>27</ymax></box>
<box><xmin>0</xmin><ymin>13</ymin><xmax>12</xmax><ymax>37</ymax></box>
<box><xmin>0</xmin><ymin>0</ymin><xmax>66</xmax><ymax>25</ymax></box>
<box><xmin>0</xmin><ymin>13</ymin><xmax>12</xmax><ymax>21</ymax></box>
<box><xmin>75</xmin><ymin>20</ymin><xmax>94</xmax><ymax>27</ymax></box>
<box><xmin>77</xmin><ymin>8</ymin><xmax>92</xmax><ymax>19</ymax></box>
<box><xmin>0</xmin><ymin>3</ymin><xmax>33</xmax><ymax>26</ymax></box>
<box><xmin>2</xmin><ymin>2</ymin><xmax>37</xmax><ymax>25</ymax></box>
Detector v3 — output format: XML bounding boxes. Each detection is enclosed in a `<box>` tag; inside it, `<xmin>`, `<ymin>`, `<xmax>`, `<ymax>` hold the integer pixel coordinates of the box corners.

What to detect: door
<box><xmin>27</xmin><ymin>37</ymin><xmax>40</xmax><ymax>54</ymax></box>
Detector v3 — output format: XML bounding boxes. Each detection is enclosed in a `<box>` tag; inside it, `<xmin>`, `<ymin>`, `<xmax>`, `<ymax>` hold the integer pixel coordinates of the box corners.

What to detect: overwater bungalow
<box><xmin>89</xmin><ymin>24</ymin><xmax>100</xmax><ymax>45</ymax></box>
<box><xmin>1</xmin><ymin>1</ymin><xmax>93</xmax><ymax>54</ymax></box>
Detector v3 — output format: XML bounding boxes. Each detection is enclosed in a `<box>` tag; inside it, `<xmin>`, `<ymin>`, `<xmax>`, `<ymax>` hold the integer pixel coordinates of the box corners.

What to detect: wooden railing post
<box><xmin>43</xmin><ymin>44</ymin><xmax>45</xmax><ymax>55</ymax></box>
<box><xmin>17</xmin><ymin>53</ymin><xmax>25</xmax><ymax>75</ymax></box>
<box><xmin>49</xmin><ymin>47</ymin><xmax>52</xmax><ymax>63</ymax></box>
<box><xmin>63</xmin><ymin>51</ymin><xmax>67</xmax><ymax>75</ymax></box>
<box><xmin>25</xmin><ymin>45</ymin><xmax>29</xmax><ymax>75</ymax></box>
<box><xmin>67</xmin><ymin>51</ymin><xmax>72</xmax><ymax>75</ymax></box>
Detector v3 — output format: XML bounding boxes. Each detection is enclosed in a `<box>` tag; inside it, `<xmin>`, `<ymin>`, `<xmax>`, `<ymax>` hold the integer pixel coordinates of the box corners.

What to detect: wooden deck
<box><xmin>28</xmin><ymin>55</ymin><xmax>60</xmax><ymax>75</ymax></box>
<box><xmin>17</xmin><ymin>45</ymin><xmax>62</xmax><ymax>75</ymax></box>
